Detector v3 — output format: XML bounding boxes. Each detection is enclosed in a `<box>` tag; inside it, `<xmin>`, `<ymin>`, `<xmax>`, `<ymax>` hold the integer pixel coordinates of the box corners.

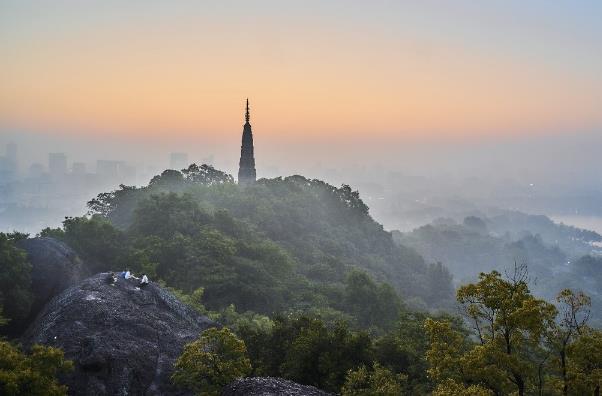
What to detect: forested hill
<box><xmin>40</xmin><ymin>165</ymin><xmax>454</xmax><ymax>326</ymax></box>
<box><xmin>395</xmin><ymin>214</ymin><xmax>602</xmax><ymax>326</ymax></box>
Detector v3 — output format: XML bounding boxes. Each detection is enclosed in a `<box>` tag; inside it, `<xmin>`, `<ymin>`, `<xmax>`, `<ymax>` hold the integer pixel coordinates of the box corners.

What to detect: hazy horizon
<box><xmin>2</xmin><ymin>1</ymin><xmax>601</xmax><ymax>139</ymax></box>
<box><xmin>2</xmin><ymin>0</ymin><xmax>602</xmax><ymax>232</ymax></box>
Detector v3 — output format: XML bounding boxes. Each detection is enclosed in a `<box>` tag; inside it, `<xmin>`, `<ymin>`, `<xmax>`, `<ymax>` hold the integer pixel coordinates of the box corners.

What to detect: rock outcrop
<box><xmin>7</xmin><ymin>237</ymin><xmax>88</xmax><ymax>336</ymax></box>
<box><xmin>24</xmin><ymin>273</ymin><xmax>216</xmax><ymax>395</ymax></box>
<box><xmin>222</xmin><ymin>377</ymin><xmax>332</xmax><ymax>396</ymax></box>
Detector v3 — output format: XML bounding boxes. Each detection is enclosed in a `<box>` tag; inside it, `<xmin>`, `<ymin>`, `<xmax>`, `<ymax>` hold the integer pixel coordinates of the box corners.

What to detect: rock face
<box><xmin>9</xmin><ymin>237</ymin><xmax>88</xmax><ymax>336</ymax></box>
<box><xmin>24</xmin><ymin>273</ymin><xmax>216</xmax><ymax>395</ymax></box>
<box><xmin>222</xmin><ymin>377</ymin><xmax>332</xmax><ymax>396</ymax></box>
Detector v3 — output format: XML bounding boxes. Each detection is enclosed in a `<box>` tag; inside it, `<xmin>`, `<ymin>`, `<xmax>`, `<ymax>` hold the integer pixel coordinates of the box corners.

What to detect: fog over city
<box><xmin>2</xmin><ymin>127</ymin><xmax>602</xmax><ymax>234</ymax></box>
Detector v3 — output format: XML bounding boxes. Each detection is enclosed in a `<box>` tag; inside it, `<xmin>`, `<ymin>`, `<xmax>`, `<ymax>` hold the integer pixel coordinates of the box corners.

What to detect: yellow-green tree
<box><xmin>172</xmin><ymin>327</ymin><xmax>251</xmax><ymax>396</ymax></box>
<box><xmin>341</xmin><ymin>362</ymin><xmax>407</xmax><ymax>396</ymax></box>
<box><xmin>566</xmin><ymin>328</ymin><xmax>602</xmax><ymax>396</ymax></box>
<box><xmin>0</xmin><ymin>341</ymin><xmax>73</xmax><ymax>396</ymax></box>
<box><xmin>426</xmin><ymin>266</ymin><xmax>557</xmax><ymax>396</ymax></box>
<box><xmin>547</xmin><ymin>289</ymin><xmax>592</xmax><ymax>395</ymax></box>
<box><xmin>431</xmin><ymin>379</ymin><xmax>494</xmax><ymax>396</ymax></box>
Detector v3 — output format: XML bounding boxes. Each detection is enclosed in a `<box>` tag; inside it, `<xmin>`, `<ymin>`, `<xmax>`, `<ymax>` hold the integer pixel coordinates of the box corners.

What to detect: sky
<box><xmin>1</xmin><ymin>0</ymin><xmax>601</xmax><ymax>143</ymax></box>
<box><xmin>1</xmin><ymin>1</ymin><xmax>602</xmax><ymax>234</ymax></box>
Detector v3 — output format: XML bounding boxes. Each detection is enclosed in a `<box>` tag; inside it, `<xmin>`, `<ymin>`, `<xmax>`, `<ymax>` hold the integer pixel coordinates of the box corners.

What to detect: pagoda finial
<box><xmin>245</xmin><ymin>98</ymin><xmax>250</xmax><ymax>123</ymax></box>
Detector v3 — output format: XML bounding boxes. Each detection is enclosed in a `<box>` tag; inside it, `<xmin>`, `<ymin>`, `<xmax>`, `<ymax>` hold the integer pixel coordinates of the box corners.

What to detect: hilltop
<box><xmin>40</xmin><ymin>164</ymin><xmax>454</xmax><ymax>329</ymax></box>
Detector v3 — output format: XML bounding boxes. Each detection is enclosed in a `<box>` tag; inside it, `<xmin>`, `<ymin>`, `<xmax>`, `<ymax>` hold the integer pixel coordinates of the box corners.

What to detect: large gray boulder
<box><xmin>7</xmin><ymin>237</ymin><xmax>88</xmax><ymax>336</ymax></box>
<box><xmin>222</xmin><ymin>377</ymin><xmax>332</xmax><ymax>396</ymax></box>
<box><xmin>24</xmin><ymin>273</ymin><xmax>217</xmax><ymax>395</ymax></box>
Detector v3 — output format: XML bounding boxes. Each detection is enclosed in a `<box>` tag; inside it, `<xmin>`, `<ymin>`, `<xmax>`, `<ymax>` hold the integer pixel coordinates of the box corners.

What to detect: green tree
<box><xmin>455</xmin><ymin>267</ymin><xmax>557</xmax><ymax>396</ymax></box>
<box><xmin>431</xmin><ymin>379</ymin><xmax>493</xmax><ymax>396</ymax></box>
<box><xmin>0</xmin><ymin>341</ymin><xmax>73</xmax><ymax>396</ymax></box>
<box><xmin>375</xmin><ymin>311</ymin><xmax>454</xmax><ymax>393</ymax></box>
<box><xmin>344</xmin><ymin>270</ymin><xmax>402</xmax><ymax>330</ymax></box>
<box><xmin>341</xmin><ymin>362</ymin><xmax>407</xmax><ymax>396</ymax></box>
<box><xmin>547</xmin><ymin>289</ymin><xmax>592</xmax><ymax>396</ymax></box>
<box><xmin>172</xmin><ymin>327</ymin><xmax>251</xmax><ymax>396</ymax></box>
<box><xmin>426</xmin><ymin>267</ymin><xmax>558</xmax><ymax>396</ymax></box>
<box><xmin>149</xmin><ymin>169</ymin><xmax>185</xmax><ymax>190</ymax></box>
<box><xmin>238</xmin><ymin>315</ymin><xmax>374</xmax><ymax>392</ymax></box>
<box><xmin>130</xmin><ymin>193</ymin><xmax>212</xmax><ymax>238</ymax></box>
<box><xmin>87</xmin><ymin>184</ymin><xmax>140</xmax><ymax>224</ymax></box>
<box><xmin>41</xmin><ymin>216</ymin><xmax>124</xmax><ymax>274</ymax></box>
<box><xmin>182</xmin><ymin>164</ymin><xmax>234</xmax><ymax>185</ymax></box>
<box><xmin>281</xmin><ymin>319</ymin><xmax>373</xmax><ymax>392</ymax></box>
<box><xmin>424</xmin><ymin>318</ymin><xmax>472</xmax><ymax>387</ymax></box>
<box><xmin>566</xmin><ymin>328</ymin><xmax>602</xmax><ymax>396</ymax></box>
<box><xmin>425</xmin><ymin>262</ymin><xmax>455</xmax><ymax>308</ymax></box>
<box><xmin>0</xmin><ymin>233</ymin><xmax>33</xmax><ymax>328</ymax></box>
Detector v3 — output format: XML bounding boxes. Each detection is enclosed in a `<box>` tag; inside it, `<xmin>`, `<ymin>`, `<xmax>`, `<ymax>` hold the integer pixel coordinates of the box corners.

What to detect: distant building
<box><xmin>28</xmin><ymin>163</ymin><xmax>45</xmax><ymax>179</ymax></box>
<box><xmin>0</xmin><ymin>143</ymin><xmax>18</xmax><ymax>183</ymax></box>
<box><xmin>72</xmin><ymin>162</ymin><xmax>87</xmax><ymax>175</ymax></box>
<box><xmin>238</xmin><ymin>99</ymin><xmax>256</xmax><ymax>186</ymax></box>
<box><xmin>119</xmin><ymin>163</ymin><xmax>137</xmax><ymax>181</ymax></box>
<box><xmin>48</xmin><ymin>153</ymin><xmax>68</xmax><ymax>177</ymax></box>
<box><xmin>97</xmin><ymin>160</ymin><xmax>136</xmax><ymax>182</ymax></box>
<box><xmin>97</xmin><ymin>160</ymin><xmax>122</xmax><ymax>178</ymax></box>
<box><xmin>170</xmin><ymin>152</ymin><xmax>188</xmax><ymax>170</ymax></box>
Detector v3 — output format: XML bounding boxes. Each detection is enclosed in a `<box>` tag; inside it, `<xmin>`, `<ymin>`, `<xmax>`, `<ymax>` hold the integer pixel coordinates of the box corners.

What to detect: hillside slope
<box><xmin>42</xmin><ymin>165</ymin><xmax>454</xmax><ymax>323</ymax></box>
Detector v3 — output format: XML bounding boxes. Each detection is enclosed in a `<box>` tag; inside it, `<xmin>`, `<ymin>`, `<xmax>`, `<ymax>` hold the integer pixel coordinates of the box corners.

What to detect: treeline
<box><xmin>170</xmin><ymin>265</ymin><xmax>602</xmax><ymax>395</ymax></box>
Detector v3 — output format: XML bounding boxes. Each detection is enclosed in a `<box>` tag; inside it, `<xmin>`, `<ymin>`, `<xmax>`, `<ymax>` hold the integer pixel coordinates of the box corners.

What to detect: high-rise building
<box><xmin>97</xmin><ymin>160</ymin><xmax>136</xmax><ymax>183</ymax></box>
<box><xmin>72</xmin><ymin>162</ymin><xmax>87</xmax><ymax>175</ymax></box>
<box><xmin>170</xmin><ymin>152</ymin><xmax>188</xmax><ymax>170</ymax></box>
<box><xmin>238</xmin><ymin>99</ymin><xmax>256</xmax><ymax>186</ymax></box>
<box><xmin>97</xmin><ymin>160</ymin><xmax>121</xmax><ymax>178</ymax></box>
<box><xmin>0</xmin><ymin>143</ymin><xmax>18</xmax><ymax>182</ymax></box>
<box><xmin>48</xmin><ymin>153</ymin><xmax>67</xmax><ymax>177</ymax></box>
<box><xmin>28</xmin><ymin>163</ymin><xmax>44</xmax><ymax>179</ymax></box>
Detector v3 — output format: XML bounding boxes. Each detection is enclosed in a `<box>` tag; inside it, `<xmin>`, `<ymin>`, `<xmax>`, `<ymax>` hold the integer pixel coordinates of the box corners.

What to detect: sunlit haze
<box><xmin>2</xmin><ymin>1</ymin><xmax>601</xmax><ymax>139</ymax></box>
<box><xmin>1</xmin><ymin>0</ymin><xmax>601</xmax><ymax>232</ymax></box>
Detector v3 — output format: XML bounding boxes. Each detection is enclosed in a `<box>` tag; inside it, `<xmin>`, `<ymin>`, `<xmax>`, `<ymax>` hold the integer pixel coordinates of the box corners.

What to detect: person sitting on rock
<box><xmin>124</xmin><ymin>270</ymin><xmax>131</xmax><ymax>279</ymax></box>
<box><xmin>106</xmin><ymin>272</ymin><xmax>117</xmax><ymax>285</ymax></box>
<box><xmin>140</xmin><ymin>274</ymin><xmax>149</xmax><ymax>288</ymax></box>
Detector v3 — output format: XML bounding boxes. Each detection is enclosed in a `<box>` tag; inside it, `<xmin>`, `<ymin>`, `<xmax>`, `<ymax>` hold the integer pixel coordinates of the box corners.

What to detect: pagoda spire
<box><xmin>238</xmin><ymin>98</ymin><xmax>256</xmax><ymax>186</ymax></box>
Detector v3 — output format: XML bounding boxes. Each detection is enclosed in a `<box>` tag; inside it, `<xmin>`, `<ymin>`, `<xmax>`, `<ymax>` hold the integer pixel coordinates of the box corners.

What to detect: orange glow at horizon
<box><xmin>1</xmin><ymin>3</ymin><xmax>600</xmax><ymax>140</ymax></box>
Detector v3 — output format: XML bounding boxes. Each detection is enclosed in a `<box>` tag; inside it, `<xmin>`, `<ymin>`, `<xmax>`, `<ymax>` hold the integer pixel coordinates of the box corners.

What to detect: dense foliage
<box><xmin>41</xmin><ymin>165</ymin><xmax>454</xmax><ymax>329</ymax></box>
<box><xmin>0</xmin><ymin>341</ymin><xmax>73</xmax><ymax>396</ymax></box>
<box><xmin>426</xmin><ymin>266</ymin><xmax>602</xmax><ymax>396</ymax></box>
<box><xmin>232</xmin><ymin>310</ymin><xmax>454</xmax><ymax>394</ymax></box>
<box><xmin>170</xmin><ymin>267</ymin><xmax>601</xmax><ymax>395</ymax></box>
<box><xmin>0</xmin><ymin>233</ymin><xmax>32</xmax><ymax>333</ymax></box>
<box><xmin>172</xmin><ymin>327</ymin><xmax>251</xmax><ymax>396</ymax></box>
<box><xmin>341</xmin><ymin>362</ymin><xmax>407</xmax><ymax>396</ymax></box>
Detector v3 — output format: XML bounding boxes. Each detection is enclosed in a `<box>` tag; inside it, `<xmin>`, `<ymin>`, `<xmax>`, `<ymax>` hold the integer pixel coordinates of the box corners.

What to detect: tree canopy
<box><xmin>172</xmin><ymin>327</ymin><xmax>251</xmax><ymax>396</ymax></box>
